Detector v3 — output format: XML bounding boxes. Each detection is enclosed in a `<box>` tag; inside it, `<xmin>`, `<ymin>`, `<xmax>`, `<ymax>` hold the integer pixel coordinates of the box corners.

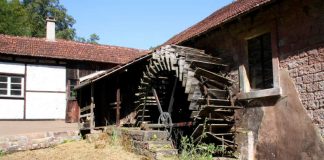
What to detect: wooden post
<box><xmin>90</xmin><ymin>84</ymin><xmax>95</xmax><ymax>130</ymax></box>
<box><xmin>116</xmin><ymin>87</ymin><xmax>120</xmax><ymax>127</ymax></box>
<box><xmin>152</xmin><ymin>88</ymin><xmax>163</xmax><ymax>114</ymax></box>
<box><xmin>167</xmin><ymin>78</ymin><xmax>177</xmax><ymax>114</ymax></box>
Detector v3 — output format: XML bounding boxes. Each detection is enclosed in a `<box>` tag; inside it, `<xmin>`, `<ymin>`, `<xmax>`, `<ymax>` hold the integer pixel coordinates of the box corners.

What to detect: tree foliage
<box><xmin>22</xmin><ymin>0</ymin><xmax>76</xmax><ymax>40</ymax></box>
<box><xmin>76</xmin><ymin>33</ymin><xmax>100</xmax><ymax>44</ymax></box>
<box><xmin>0</xmin><ymin>0</ymin><xmax>100</xmax><ymax>43</ymax></box>
<box><xmin>0</xmin><ymin>0</ymin><xmax>31</xmax><ymax>36</ymax></box>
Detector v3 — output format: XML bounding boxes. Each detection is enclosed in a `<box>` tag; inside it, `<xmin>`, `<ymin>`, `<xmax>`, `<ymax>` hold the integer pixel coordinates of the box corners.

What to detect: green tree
<box><xmin>0</xmin><ymin>0</ymin><xmax>31</xmax><ymax>36</ymax></box>
<box><xmin>75</xmin><ymin>33</ymin><xmax>100</xmax><ymax>44</ymax></box>
<box><xmin>22</xmin><ymin>0</ymin><xmax>76</xmax><ymax>40</ymax></box>
<box><xmin>88</xmin><ymin>33</ymin><xmax>100</xmax><ymax>44</ymax></box>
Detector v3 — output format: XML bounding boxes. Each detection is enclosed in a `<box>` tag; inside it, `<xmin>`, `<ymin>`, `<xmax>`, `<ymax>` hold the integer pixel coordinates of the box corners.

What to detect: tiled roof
<box><xmin>164</xmin><ymin>0</ymin><xmax>273</xmax><ymax>45</ymax></box>
<box><xmin>0</xmin><ymin>34</ymin><xmax>148</xmax><ymax>64</ymax></box>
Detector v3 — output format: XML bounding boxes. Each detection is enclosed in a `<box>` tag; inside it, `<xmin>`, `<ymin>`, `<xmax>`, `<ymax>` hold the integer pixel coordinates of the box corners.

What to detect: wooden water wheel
<box><xmin>134</xmin><ymin>45</ymin><xmax>242</xmax><ymax>156</ymax></box>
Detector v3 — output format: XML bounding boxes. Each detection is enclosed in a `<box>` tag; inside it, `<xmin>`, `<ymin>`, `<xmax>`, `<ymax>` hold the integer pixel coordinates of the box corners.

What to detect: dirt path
<box><xmin>1</xmin><ymin>140</ymin><xmax>146</xmax><ymax>160</ymax></box>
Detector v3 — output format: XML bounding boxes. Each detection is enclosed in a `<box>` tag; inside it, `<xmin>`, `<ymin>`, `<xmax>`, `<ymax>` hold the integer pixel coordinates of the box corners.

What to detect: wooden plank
<box><xmin>178</xmin><ymin>57</ymin><xmax>185</xmax><ymax>81</ymax></box>
<box><xmin>188</xmin><ymin>82</ymin><xmax>200</xmax><ymax>101</ymax></box>
<box><xmin>160</xmin><ymin>56</ymin><xmax>167</xmax><ymax>71</ymax></box>
<box><xmin>186</xmin><ymin>54</ymin><xmax>222</xmax><ymax>63</ymax></box>
<box><xmin>182</xmin><ymin>63</ymin><xmax>189</xmax><ymax>87</ymax></box>
<box><xmin>80</xmin><ymin>105</ymin><xmax>91</xmax><ymax>113</ymax></box>
<box><xmin>157</xmin><ymin>58</ymin><xmax>165</xmax><ymax>71</ymax></box>
<box><xmin>80</xmin><ymin>113</ymin><xmax>92</xmax><ymax>118</ymax></box>
<box><xmin>208</xmin><ymin>89</ymin><xmax>228</xmax><ymax>99</ymax></box>
<box><xmin>201</xmin><ymin>78</ymin><xmax>227</xmax><ymax>89</ymax></box>
<box><xmin>185</xmin><ymin>70</ymin><xmax>195</xmax><ymax>93</ymax></box>
<box><xmin>165</xmin><ymin>52</ymin><xmax>171</xmax><ymax>71</ymax></box>
<box><xmin>146</xmin><ymin>66</ymin><xmax>156</xmax><ymax>78</ymax></box>
<box><xmin>237</xmin><ymin>87</ymin><xmax>281</xmax><ymax>100</ymax></box>
<box><xmin>197</xmin><ymin>98</ymin><xmax>231</xmax><ymax>105</ymax></box>
<box><xmin>170</xmin><ymin>53</ymin><xmax>177</xmax><ymax>71</ymax></box>
<box><xmin>153</xmin><ymin>61</ymin><xmax>161</xmax><ymax>72</ymax></box>
<box><xmin>195</xmin><ymin>68</ymin><xmax>234</xmax><ymax>85</ymax></box>
<box><xmin>149</xmin><ymin>63</ymin><xmax>158</xmax><ymax>74</ymax></box>
<box><xmin>190</xmin><ymin>61</ymin><xmax>228</xmax><ymax>71</ymax></box>
<box><xmin>202</xmin><ymin>105</ymin><xmax>243</xmax><ymax>109</ymax></box>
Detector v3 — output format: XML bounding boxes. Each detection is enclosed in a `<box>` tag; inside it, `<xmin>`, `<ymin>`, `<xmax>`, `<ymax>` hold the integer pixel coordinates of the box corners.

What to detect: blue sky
<box><xmin>60</xmin><ymin>0</ymin><xmax>233</xmax><ymax>49</ymax></box>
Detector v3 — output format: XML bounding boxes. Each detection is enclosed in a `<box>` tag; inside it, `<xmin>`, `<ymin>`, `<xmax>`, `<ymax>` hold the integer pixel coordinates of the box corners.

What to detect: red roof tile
<box><xmin>0</xmin><ymin>34</ymin><xmax>148</xmax><ymax>64</ymax></box>
<box><xmin>164</xmin><ymin>0</ymin><xmax>273</xmax><ymax>45</ymax></box>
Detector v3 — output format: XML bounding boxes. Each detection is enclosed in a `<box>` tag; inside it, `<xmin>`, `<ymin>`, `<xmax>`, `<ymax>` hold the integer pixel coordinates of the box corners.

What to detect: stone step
<box><xmin>155</xmin><ymin>148</ymin><xmax>178</xmax><ymax>160</ymax></box>
<box><xmin>124</xmin><ymin>130</ymin><xmax>169</xmax><ymax>141</ymax></box>
<box><xmin>133</xmin><ymin>140</ymin><xmax>174</xmax><ymax>151</ymax></box>
<box><xmin>135</xmin><ymin>147</ymin><xmax>178</xmax><ymax>160</ymax></box>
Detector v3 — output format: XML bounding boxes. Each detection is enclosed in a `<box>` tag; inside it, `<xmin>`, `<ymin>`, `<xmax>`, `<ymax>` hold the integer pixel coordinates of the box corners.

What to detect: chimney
<box><xmin>46</xmin><ymin>17</ymin><xmax>56</xmax><ymax>41</ymax></box>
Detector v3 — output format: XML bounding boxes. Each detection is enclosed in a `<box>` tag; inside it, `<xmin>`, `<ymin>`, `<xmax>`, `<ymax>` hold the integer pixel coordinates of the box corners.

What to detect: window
<box><xmin>0</xmin><ymin>75</ymin><xmax>24</xmax><ymax>97</ymax></box>
<box><xmin>68</xmin><ymin>79</ymin><xmax>78</xmax><ymax>100</ymax></box>
<box><xmin>247</xmin><ymin>33</ymin><xmax>273</xmax><ymax>90</ymax></box>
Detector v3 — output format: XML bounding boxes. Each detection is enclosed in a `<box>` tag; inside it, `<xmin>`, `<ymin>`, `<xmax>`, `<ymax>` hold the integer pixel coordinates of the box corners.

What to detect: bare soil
<box><xmin>1</xmin><ymin>140</ymin><xmax>147</xmax><ymax>160</ymax></box>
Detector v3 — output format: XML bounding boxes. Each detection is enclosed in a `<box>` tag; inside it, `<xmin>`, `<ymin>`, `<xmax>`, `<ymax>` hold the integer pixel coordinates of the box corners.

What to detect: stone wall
<box><xmin>0</xmin><ymin>131</ymin><xmax>80</xmax><ymax>153</ymax></box>
<box><xmin>184</xmin><ymin>0</ymin><xmax>324</xmax><ymax>136</ymax></box>
<box><xmin>280</xmin><ymin>45</ymin><xmax>324</xmax><ymax>136</ymax></box>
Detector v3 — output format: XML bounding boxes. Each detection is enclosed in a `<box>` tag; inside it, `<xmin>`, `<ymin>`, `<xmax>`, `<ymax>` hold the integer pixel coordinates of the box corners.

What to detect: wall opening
<box><xmin>247</xmin><ymin>33</ymin><xmax>273</xmax><ymax>90</ymax></box>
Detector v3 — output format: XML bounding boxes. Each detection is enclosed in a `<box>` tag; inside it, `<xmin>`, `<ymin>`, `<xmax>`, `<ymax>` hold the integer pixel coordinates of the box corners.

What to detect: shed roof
<box><xmin>164</xmin><ymin>0</ymin><xmax>273</xmax><ymax>45</ymax></box>
<box><xmin>0</xmin><ymin>34</ymin><xmax>148</xmax><ymax>64</ymax></box>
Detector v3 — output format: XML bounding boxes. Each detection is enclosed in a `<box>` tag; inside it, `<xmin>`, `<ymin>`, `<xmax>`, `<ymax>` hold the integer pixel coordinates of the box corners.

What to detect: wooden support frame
<box><xmin>116</xmin><ymin>88</ymin><xmax>121</xmax><ymax>127</ymax></box>
<box><xmin>90</xmin><ymin>84</ymin><xmax>95</xmax><ymax>130</ymax></box>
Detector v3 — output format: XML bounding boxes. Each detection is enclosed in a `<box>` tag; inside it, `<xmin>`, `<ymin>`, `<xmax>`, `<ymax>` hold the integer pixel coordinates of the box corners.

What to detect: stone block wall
<box><xmin>280</xmin><ymin>45</ymin><xmax>324</xmax><ymax>136</ymax></box>
<box><xmin>0</xmin><ymin>130</ymin><xmax>80</xmax><ymax>153</ymax></box>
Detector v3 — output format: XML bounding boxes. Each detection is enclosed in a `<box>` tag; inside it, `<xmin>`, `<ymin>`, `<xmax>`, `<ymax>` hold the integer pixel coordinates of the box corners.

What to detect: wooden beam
<box><xmin>116</xmin><ymin>87</ymin><xmax>121</xmax><ymax>127</ymax></box>
<box><xmin>152</xmin><ymin>88</ymin><xmax>163</xmax><ymax>114</ymax></box>
<box><xmin>167</xmin><ymin>78</ymin><xmax>177</xmax><ymax>114</ymax></box>
<box><xmin>186</xmin><ymin>54</ymin><xmax>222</xmax><ymax>64</ymax></box>
<box><xmin>237</xmin><ymin>87</ymin><xmax>281</xmax><ymax>100</ymax></box>
<box><xmin>208</xmin><ymin>89</ymin><xmax>228</xmax><ymax>99</ymax></box>
<box><xmin>195</xmin><ymin>68</ymin><xmax>234</xmax><ymax>85</ymax></box>
<box><xmin>190</xmin><ymin>61</ymin><xmax>228</xmax><ymax>71</ymax></box>
<box><xmin>90</xmin><ymin>84</ymin><xmax>95</xmax><ymax>130</ymax></box>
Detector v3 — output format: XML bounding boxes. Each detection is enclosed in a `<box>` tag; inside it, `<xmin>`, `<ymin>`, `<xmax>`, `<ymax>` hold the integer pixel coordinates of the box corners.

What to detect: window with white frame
<box><xmin>0</xmin><ymin>75</ymin><xmax>24</xmax><ymax>97</ymax></box>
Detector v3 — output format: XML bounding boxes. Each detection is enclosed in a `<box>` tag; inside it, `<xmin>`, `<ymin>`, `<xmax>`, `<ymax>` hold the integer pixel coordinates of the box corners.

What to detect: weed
<box><xmin>0</xmin><ymin>149</ymin><xmax>4</xmax><ymax>157</ymax></box>
<box><xmin>179</xmin><ymin>136</ymin><xmax>215</xmax><ymax>160</ymax></box>
<box><xmin>111</xmin><ymin>127</ymin><xmax>119</xmax><ymax>146</ymax></box>
<box><xmin>151</xmin><ymin>134</ymin><xmax>158</xmax><ymax>141</ymax></box>
<box><xmin>62</xmin><ymin>139</ymin><xmax>76</xmax><ymax>144</ymax></box>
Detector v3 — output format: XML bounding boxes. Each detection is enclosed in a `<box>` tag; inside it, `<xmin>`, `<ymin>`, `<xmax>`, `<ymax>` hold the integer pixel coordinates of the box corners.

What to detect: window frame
<box><xmin>237</xmin><ymin>26</ymin><xmax>281</xmax><ymax>100</ymax></box>
<box><xmin>0</xmin><ymin>75</ymin><xmax>25</xmax><ymax>98</ymax></box>
<box><xmin>68</xmin><ymin>79</ymin><xmax>78</xmax><ymax>100</ymax></box>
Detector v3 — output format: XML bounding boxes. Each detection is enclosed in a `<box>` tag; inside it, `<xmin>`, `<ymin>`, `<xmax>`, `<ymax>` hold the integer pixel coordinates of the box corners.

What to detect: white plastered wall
<box><xmin>25</xmin><ymin>92</ymin><xmax>66</xmax><ymax>119</ymax></box>
<box><xmin>25</xmin><ymin>64</ymin><xmax>66</xmax><ymax>119</ymax></box>
<box><xmin>0</xmin><ymin>62</ymin><xmax>25</xmax><ymax>74</ymax></box>
<box><xmin>0</xmin><ymin>62</ymin><xmax>25</xmax><ymax>119</ymax></box>
<box><xmin>0</xmin><ymin>99</ymin><xmax>24</xmax><ymax>119</ymax></box>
